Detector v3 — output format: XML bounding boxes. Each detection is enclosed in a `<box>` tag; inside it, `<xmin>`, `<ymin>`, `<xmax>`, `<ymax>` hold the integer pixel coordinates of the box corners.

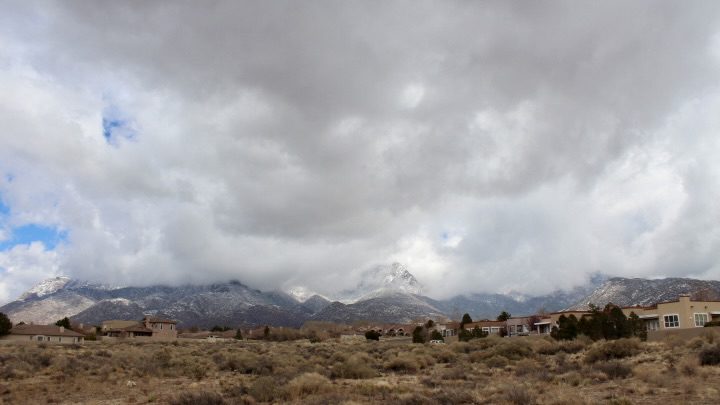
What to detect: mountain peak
<box><xmin>19</xmin><ymin>276</ymin><xmax>72</xmax><ymax>301</ymax></box>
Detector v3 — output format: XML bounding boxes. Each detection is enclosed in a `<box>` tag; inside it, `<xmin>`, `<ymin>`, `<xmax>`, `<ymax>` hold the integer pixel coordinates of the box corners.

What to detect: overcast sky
<box><xmin>1</xmin><ymin>1</ymin><xmax>720</xmax><ymax>303</ymax></box>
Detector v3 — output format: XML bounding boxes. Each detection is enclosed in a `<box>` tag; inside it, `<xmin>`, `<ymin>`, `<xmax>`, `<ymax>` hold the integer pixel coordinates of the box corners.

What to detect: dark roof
<box><xmin>10</xmin><ymin>325</ymin><xmax>84</xmax><ymax>337</ymax></box>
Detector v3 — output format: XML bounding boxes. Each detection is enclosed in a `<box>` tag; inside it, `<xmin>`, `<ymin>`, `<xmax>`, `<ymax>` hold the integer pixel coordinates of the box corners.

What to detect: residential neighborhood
<box><xmin>2</xmin><ymin>293</ymin><xmax>720</xmax><ymax>346</ymax></box>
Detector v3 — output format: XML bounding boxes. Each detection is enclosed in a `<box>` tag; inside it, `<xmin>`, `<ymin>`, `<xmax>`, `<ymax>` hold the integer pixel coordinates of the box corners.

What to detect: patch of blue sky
<box><xmin>0</xmin><ymin>199</ymin><xmax>8</xmax><ymax>216</ymax></box>
<box><xmin>0</xmin><ymin>224</ymin><xmax>68</xmax><ymax>251</ymax></box>
<box><xmin>102</xmin><ymin>103</ymin><xmax>136</xmax><ymax>145</ymax></box>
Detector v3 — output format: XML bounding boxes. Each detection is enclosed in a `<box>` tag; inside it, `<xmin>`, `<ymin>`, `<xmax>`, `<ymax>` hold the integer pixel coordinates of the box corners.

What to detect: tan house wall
<box><xmin>144</xmin><ymin>321</ymin><xmax>178</xmax><ymax>340</ymax></box>
<box><xmin>647</xmin><ymin>326</ymin><xmax>720</xmax><ymax>342</ymax></box>
<box><xmin>0</xmin><ymin>334</ymin><xmax>84</xmax><ymax>344</ymax></box>
<box><xmin>622</xmin><ymin>296</ymin><xmax>720</xmax><ymax>331</ymax></box>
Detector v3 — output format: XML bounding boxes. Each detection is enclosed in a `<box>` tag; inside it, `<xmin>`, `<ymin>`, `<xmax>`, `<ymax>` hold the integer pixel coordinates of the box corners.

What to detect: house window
<box><xmin>646</xmin><ymin>319</ymin><xmax>659</xmax><ymax>331</ymax></box>
<box><xmin>490</xmin><ymin>327</ymin><xmax>500</xmax><ymax>333</ymax></box>
<box><xmin>46</xmin><ymin>336</ymin><xmax>50</xmax><ymax>341</ymax></box>
<box><xmin>664</xmin><ymin>314</ymin><xmax>680</xmax><ymax>328</ymax></box>
<box><xmin>37</xmin><ymin>336</ymin><xmax>43</xmax><ymax>341</ymax></box>
<box><xmin>694</xmin><ymin>313</ymin><xmax>709</xmax><ymax>327</ymax></box>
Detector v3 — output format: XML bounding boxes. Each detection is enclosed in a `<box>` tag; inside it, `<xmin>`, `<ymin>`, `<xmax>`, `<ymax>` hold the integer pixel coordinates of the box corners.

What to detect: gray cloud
<box><xmin>1</xmin><ymin>1</ymin><xmax>719</xmax><ymax>302</ymax></box>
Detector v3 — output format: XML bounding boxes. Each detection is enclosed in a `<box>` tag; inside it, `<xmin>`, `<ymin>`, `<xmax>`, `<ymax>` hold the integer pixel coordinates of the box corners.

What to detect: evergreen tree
<box><xmin>497</xmin><ymin>311</ymin><xmax>511</xmax><ymax>322</ymax></box>
<box><xmin>460</xmin><ymin>313</ymin><xmax>473</xmax><ymax>329</ymax></box>
<box><xmin>551</xmin><ymin>314</ymin><xmax>578</xmax><ymax>340</ymax></box>
<box><xmin>430</xmin><ymin>330</ymin><xmax>444</xmax><ymax>341</ymax></box>
<box><xmin>55</xmin><ymin>317</ymin><xmax>71</xmax><ymax>328</ymax></box>
<box><xmin>0</xmin><ymin>313</ymin><xmax>11</xmax><ymax>336</ymax></box>
<box><xmin>235</xmin><ymin>329</ymin><xmax>243</xmax><ymax>340</ymax></box>
<box><xmin>412</xmin><ymin>326</ymin><xmax>427</xmax><ymax>343</ymax></box>
<box><xmin>263</xmin><ymin>325</ymin><xmax>270</xmax><ymax>339</ymax></box>
<box><xmin>471</xmin><ymin>326</ymin><xmax>488</xmax><ymax>339</ymax></box>
<box><xmin>365</xmin><ymin>330</ymin><xmax>381</xmax><ymax>341</ymax></box>
<box><xmin>458</xmin><ymin>328</ymin><xmax>473</xmax><ymax>342</ymax></box>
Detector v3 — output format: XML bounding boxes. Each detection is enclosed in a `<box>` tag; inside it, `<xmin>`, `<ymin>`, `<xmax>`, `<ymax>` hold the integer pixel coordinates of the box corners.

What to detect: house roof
<box><xmin>11</xmin><ymin>324</ymin><xmax>85</xmax><ymax>337</ymax></box>
<box><xmin>143</xmin><ymin>317</ymin><xmax>177</xmax><ymax>324</ymax></box>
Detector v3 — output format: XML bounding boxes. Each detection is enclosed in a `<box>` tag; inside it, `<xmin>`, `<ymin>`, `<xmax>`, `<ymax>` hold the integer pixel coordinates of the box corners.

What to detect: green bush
<box><xmin>699</xmin><ymin>344</ymin><xmax>720</xmax><ymax>366</ymax></box>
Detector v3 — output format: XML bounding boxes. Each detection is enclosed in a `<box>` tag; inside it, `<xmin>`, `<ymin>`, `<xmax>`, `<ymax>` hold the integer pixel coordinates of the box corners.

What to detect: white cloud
<box><xmin>1</xmin><ymin>2</ymin><xmax>720</xmax><ymax>302</ymax></box>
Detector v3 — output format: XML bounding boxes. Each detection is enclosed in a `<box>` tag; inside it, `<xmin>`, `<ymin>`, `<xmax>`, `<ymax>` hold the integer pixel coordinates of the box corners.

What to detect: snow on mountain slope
<box><xmin>18</xmin><ymin>276</ymin><xmax>72</xmax><ymax>300</ymax></box>
<box><xmin>566</xmin><ymin>277</ymin><xmax>720</xmax><ymax>310</ymax></box>
<box><xmin>334</xmin><ymin>262</ymin><xmax>423</xmax><ymax>303</ymax></box>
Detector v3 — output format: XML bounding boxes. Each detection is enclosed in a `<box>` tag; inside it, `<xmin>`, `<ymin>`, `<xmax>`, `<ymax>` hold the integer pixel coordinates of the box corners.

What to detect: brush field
<box><xmin>1</xmin><ymin>334</ymin><xmax>720</xmax><ymax>404</ymax></box>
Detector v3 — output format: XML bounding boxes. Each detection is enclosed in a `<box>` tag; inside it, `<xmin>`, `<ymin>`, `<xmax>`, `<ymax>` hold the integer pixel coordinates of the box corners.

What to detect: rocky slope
<box><xmin>566</xmin><ymin>277</ymin><xmax>720</xmax><ymax>310</ymax></box>
<box><xmin>3</xmin><ymin>268</ymin><xmax>717</xmax><ymax>328</ymax></box>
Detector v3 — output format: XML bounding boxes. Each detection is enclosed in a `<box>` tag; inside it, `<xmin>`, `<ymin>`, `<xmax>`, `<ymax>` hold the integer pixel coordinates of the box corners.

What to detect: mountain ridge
<box><xmin>3</xmin><ymin>271</ymin><xmax>719</xmax><ymax>328</ymax></box>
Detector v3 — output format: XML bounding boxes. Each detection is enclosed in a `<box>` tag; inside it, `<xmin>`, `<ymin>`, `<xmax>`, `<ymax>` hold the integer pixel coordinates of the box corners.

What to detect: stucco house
<box><xmin>1</xmin><ymin>324</ymin><xmax>85</xmax><ymax>344</ymax></box>
<box><xmin>101</xmin><ymin>316</ymin><xmax>177</xmax><ymax>341</ymax></box>
<box><xmin>621</xmin><ymin>294</ymin><xmax>720</xmax><ymax>332</ymax></box>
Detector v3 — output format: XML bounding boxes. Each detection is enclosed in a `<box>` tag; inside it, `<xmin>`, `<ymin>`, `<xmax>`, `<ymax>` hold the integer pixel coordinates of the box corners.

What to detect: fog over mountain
<box><xmin>2</xmin><ymin>1</ymin><xmax>720</xmax><ymax>304</ymax></box>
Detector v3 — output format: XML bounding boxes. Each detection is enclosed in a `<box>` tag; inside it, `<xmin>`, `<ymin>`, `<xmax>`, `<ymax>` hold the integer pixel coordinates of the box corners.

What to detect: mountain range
<box><xmin>2</xmin><ymin>264</ymin><xmax>719</xmax><ymax>328</ymax></box>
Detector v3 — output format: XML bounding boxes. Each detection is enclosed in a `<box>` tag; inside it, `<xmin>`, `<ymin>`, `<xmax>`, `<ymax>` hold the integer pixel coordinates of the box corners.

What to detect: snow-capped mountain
<box><xmin>4</xmin><ymin>267</ymin><xmax>716</xmax><ymax>329</ymax></box>
<box><xmin>18</xmin><ymin>276</ymin><xmax>72</xmax><ymax>300</ymax></box>
<box><xmin>333</xmin><ymin>262</ymin><xmax>423</xmax><ymax>303</ymax></box>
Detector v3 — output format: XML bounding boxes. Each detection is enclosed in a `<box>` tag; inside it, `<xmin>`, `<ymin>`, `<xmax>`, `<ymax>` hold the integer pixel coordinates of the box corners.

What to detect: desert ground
<box><xmin>1</xmin><ymin>334</ymin><xmax>720</xmax><ymax>404</ymax></box>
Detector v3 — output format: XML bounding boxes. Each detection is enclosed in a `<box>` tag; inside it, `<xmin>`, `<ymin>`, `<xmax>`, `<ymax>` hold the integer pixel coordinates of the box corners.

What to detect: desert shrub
<box><xmin>433</xmin><ymin>349</ymin><xmax>457</xmax><ymax>363</ymax></box>
<box><xmin>514</xmin><ymin>358</ymin><xmax>541</xmax><ymax>376</ymax></box>
<box><xmin>439</xmin><ymin>366</ymin><xmax>467</xmax><ymax>380</ymax></box>
<box><xmin>558</xmin><ymin>371</ymin><xmax>583</xmax><ymax>386</ymax></box>
<box><xmin>170</xmin><ymin>391</ymin><xmax>226</xmax><ymax>405</ymax></box>
<box><xmin>699</xmin><ymin>344</ymin><xmax>720</xmax><ymax>366</ymax></box>
<box><xmin>433</xmin><ymin>387</ymin><xmax>476</xmax><ymax>404</ymax></box>
<box><xmin>19</xmin><ymin>350</ymin><xmax>52</xmax><ymax>369</ymax></box>
<box><xmin>484</xmin><ymin>355</ymin><xmax>508</xmax><ymax>369</ymax></box>
<box><xmin>506</xmin><ymin>385</ymin><xmax>536</xmax><ymax>405</ymax></box>
<box><xmin>493</xmin><ymin>340</ymin><xmax>532</xmax><ymax>360</ymax></box>
<box><xmin>593</xmin><ymin>361</ymin><xmax>632</xmax><ymax>379</ymax></box>
<box><xmin>678</xmin><ymin>356</ymin><xmax>698</xmax><ymax>376</ymax></box>
<box><xmin>558</xmin><ymin>339</ymin><xmax>586</xmax><ymax>354</ymax></box>
<box><xmin>287</xmin><ymin>372</ymin><xmax>331</xmax><ymax>398</ymax></box>
<box><xmin>585</xmin><ymin>338</ymin><xmax>641</xmax><ymax>363</ymax></box>
<box><xmin>534</xmin><ymin>340</ymin><xmax>561</xmax><ymax>355</ymax></box>
<box><xmin>235</xmin><ymin>352</ymin><xmax>273</xmax><ymax>375</ymax></box>
<box><xmin>384</xmin><ymin>355</ymin><xmax>420</xmax><ymax>373</ymax></box>
<box><xmin>95</xmin><ymin>349</ymin><xmax>112</xmax><ymax>358</ymax></box>
<box><xmin>249</xmin><ymin>376</ymin><xmax>280</xmax><ymax>402</ymax></box>
<box><xmin>449</xmin><ymin>342</ymin><xmax>471</xmax><ymax>354</ymax></box>
<box><xmin>332</xmin><ymin>353</ymin><xmax>377</xmax><ymax>379</ymax></box>
<box><xmin>153</xmin><ymin>349</ymin><xmax>172</xmax><ymax>368</ymax></box>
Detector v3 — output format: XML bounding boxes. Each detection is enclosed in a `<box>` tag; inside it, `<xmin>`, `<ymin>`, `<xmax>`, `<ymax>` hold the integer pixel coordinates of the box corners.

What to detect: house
<box><xmin>1</xmin><ymin>324</ymin><xmax>85</xmax><ymax>344</ymax></box>
<box><xmin>620</xmin><ymin>294</ymin><xmax>720</xmax><ymax>332</ymax></box>
<box><xmin>100</xmin><ymin>316</ymin><xmax>177</xmax><ymax>341</ymax></box>
<box><xmin>436</xmin><ymin>322</ymin><xmax>460</xmax><ymax>338</ymax></box>
<box><xmin>506</xmin><ymin>317</ymin><xmax>533</xmax><ymax>336</ymax></box>
<box><xmin>463</xmin><ymin>320</ymin><xmax>507</xmax><ymax>336</ymax></box>
<box><xmin>533</xmin><ymin>311</ymin><xmax>592</xmax><ymax>334</ymax></box>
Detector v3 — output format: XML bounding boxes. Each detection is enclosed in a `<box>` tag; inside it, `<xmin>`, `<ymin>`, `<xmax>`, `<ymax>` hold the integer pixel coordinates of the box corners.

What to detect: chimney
<box><xmin>679</xmin><ymin>294</ymin><xmax>691</xmax><ymax>304</ymax></box>
<box><xmin>59</xmin><ymin>326</ymin><xmax>65</xmax><ymax>333</ymax></box>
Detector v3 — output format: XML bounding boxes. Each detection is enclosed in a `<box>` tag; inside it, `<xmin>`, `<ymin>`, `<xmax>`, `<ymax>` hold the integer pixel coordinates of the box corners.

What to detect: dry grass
<box><xmin>0</xmin><ymin>333</ymin><xmax>719</xmax><ymax>404</ymax></box>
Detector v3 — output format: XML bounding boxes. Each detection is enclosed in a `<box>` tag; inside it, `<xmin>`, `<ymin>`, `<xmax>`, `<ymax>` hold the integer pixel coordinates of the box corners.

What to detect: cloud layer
<box><xmin>1</xmin><ymin>1</ymin><xmax>720</xmax><ymax>302</ymax></box>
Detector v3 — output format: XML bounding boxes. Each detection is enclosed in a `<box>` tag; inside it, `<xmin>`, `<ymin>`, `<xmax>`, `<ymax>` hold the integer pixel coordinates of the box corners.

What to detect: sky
<box><xmin>1</xmin><ymin>1</ymin><xmax>720</xmax><ymax>304</ymax></box>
